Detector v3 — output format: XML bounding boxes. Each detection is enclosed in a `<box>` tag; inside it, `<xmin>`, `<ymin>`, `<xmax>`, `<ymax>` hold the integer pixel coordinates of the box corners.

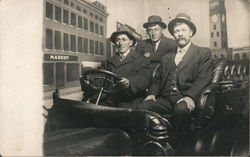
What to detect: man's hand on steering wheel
<box><xmin>118</xmin><ymin>77</ymin><xmax>130</xmax><ymax>89</ymax></box>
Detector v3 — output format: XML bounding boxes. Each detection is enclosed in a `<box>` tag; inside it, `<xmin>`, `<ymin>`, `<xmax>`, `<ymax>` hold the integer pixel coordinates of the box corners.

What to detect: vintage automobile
<box><xmin>43</xmin><ymin>58</ymin><xmax>249</xmax><ymax>156</ymax></box>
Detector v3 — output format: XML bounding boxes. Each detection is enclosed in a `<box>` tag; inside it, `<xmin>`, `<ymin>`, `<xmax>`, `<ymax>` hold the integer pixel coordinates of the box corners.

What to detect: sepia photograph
<box><xmin>0</xmin><ymin>0</ymin><xmax>249</xmax><ymax>156</ymax></box>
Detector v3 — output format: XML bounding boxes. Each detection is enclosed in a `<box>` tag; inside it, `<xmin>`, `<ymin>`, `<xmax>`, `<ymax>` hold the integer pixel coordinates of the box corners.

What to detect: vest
<box><xmin>161</xmin><ymin>62</ymin><xmax>181</xmax><ymax>98</ymax></box>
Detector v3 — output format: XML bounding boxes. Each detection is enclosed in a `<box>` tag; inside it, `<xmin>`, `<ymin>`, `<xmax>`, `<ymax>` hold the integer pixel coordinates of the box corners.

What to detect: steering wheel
<box><xmin>81</xmin><ymin>68</ymin><xmax>124</xmax><ymax>94</ymax></box>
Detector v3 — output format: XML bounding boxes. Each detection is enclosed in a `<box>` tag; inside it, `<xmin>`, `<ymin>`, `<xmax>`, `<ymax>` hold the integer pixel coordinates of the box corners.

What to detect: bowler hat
<box><xmin>110</xmin><ymin>25</ymin><xmax>136</xmax><ymax>46</ymax></box>
<box><xmin>143</xmin><ymin>15</ymin><xmax>167</xmax><ymax>29</ymax></box>
<box><xmin>168</xmin><ymin>13</ymin><xmax>196</xmax><ymax>36</ymax></box>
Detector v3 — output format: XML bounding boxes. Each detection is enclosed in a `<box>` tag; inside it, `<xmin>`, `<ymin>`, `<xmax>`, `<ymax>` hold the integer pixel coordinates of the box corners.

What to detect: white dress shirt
<box><xmin>153</xmin><ymin>39</ymin><xmax>161</xmax><ymax>52</ymax></box>
<box><xmin>175</xmin><ymin>42</ymin><xmax>192</xmax><ymax>65</ymax></box>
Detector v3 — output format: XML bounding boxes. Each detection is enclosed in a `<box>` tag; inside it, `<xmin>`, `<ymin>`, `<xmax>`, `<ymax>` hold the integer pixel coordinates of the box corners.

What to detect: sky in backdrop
<box><xmin>91</xmin><ymin>0</ymin><xmax>249</xmax><ymax>48</ymax></box>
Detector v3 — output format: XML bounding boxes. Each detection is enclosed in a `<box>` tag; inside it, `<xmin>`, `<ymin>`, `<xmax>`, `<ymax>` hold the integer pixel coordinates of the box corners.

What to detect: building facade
<box><xmin>230</xmin><ymin>46</ymin><xmax>250</xmax><ymax>60</ymax></box>
<box><xmin>43</xmin><ymin>0</ymin><xmax>108</xmax><ymax>92</ymax></box>
<box><xmin>209</xmin><ymin>0</ymin><xmax>229</xmax><ymax>58</ymax></box>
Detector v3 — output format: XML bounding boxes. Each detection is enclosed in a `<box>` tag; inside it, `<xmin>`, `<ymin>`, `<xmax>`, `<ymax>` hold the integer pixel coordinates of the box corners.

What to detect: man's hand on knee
<box><xmin>177</xmin><ymin>96</ymin><xmax>195</xmax><ymax>112</ymax></box>
<box><xmin>144</xmin><ymin>95</ymin><xmax>156</xmax><ymax>101</ymax></box>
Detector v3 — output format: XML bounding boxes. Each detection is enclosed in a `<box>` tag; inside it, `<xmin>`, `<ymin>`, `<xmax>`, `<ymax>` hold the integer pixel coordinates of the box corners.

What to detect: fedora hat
<box><xmin>143</xmin><ymin>15</ymin><xmax>167</xmax><ymax>29</ymax></box>
<box><xmin>110</xmin><ymin>25</ymin><xmax>136</xmax><ymax>46</ymax></box>
<box><xmin>168</xmin><ymin>13</ymin><xmax>196</xmax><ymax>36</ymax></box>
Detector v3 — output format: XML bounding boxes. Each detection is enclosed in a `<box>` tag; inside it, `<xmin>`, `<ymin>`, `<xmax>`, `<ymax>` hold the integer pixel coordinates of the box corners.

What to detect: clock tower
<box><xmin>209</xmin><ymin>0</ymin><xmax>228</xmax><ymax>53</ymax></box>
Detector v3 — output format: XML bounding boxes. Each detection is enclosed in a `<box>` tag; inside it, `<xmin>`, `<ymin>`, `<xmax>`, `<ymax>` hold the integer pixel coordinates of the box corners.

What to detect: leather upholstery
<box><xmin>194</xmin><ymin>58</ymin><xmax>227</xmax><ymax>127</ymax></box>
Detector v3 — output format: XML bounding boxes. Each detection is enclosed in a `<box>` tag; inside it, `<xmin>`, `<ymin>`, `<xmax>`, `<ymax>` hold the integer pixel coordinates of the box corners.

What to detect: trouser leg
<box><xmin>135</xmin><ymin>97</ymin><xmax>173</xmax><ymax>118</ymax></box>
<box><xmin>170</xmin><ymin>101</ymin><xmax>191</xmax><ymax>153</ymax></box>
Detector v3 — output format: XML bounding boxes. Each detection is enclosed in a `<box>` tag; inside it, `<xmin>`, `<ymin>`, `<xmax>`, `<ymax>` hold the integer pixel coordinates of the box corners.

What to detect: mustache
<box><xmin>176</xmin><ymin>37</ymin><xmax>187</xmax><ymax>41</ymax></box>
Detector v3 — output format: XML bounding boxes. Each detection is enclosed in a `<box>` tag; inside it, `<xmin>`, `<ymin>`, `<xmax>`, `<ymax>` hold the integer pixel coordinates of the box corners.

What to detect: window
<box><xmin>46</xmin><ymin>29</ymin><xmax>53</xmax><ymax>49</ymax></box>
<box><xmin>100</xmin><ymin>25</ymin><xmax>104</xmax><ymax>35</ymax></box>
<box><xmin>78</xmin><ymin>16</ymin><xmax>83</xmax><ymax>28</ymax></box>
<box><xmin>71</xmin><ymin>12</ymin><xmax>76</xmax><ymax>26</ymax></box>
<box><xmin>55</xmin><ymin>31</ymin><xmax>61</xmax><ymax>50</ymax></box>
<box><xmin>214</xmin><ymin>41</ymin><xmax>217</xmax><ymax>47</ymax></box>
<box><xmin>211</xmin><ymin>32</ymin><xmax>213</xmax><ymax>38</ymax></box>
<box><xmin>213</xmin><ymin>25</ymin><xmax>216</xmax><ymax>30</ymax></box>
<box><xmin>67</xmin><ymin>63</ymin><xmax>79</xmax><ymax>82</ymax></box>
<box><xmin>70</xmin><ymin>2</ymin><xmax>74</xmax><ymax>8</ymax></box>
<box><xmin>55</xmin><ymin>6</ymin><xmax>62</xmax><ymax>22</ymax></box>
<box><xmin>76</xmin><ymin>6</ymin><xmax>81</xmax><ymax>11</ymax></box>
<box><xmin>84</xmin><ymin>38</ymin><xmax>88</xmax><ymax>53</ymax></box>
<box><xmin>84</xmin><ymin>18</ymin><xmax>88</xmax><ymax>30</ymax></box>
<box><xmin>63</xmin><ymin>9</ymin><xmax>69</xmax><ymax>24</ymax></box>
<box><xmin>95</xmin><ymin>23</ymin><xmax>99</xmax><ymax>34</ymax></box>
<box><xmin>95</xmin><ymin>41</ymin><xmax>99</xmax><ymax>54</ymax></box>
<box><xmin>43</xmin><ymin>63</ymin><xmax>54</xmax><ymax>85</ymax></box>
<box><xmin>64</xmin><ymin>0</ymin><xmax>69</xmax><ymax>5</ymax></box>
<box><xmin>46</xmin><ymin>2</ymin><xmax>53</xmax><ymax>19</ymax></box>
<box><xmin>90</xmin><ymin>12</ymin><xmax>93</xmax><ymax>17</ymax></box>
<box><xmin>63</xmin><ymin>33</ymin><xmax>69</xmax><ymax>51</ymax></box>
<box><xmin>78</xmin><ymin>36</ymin><xmax>83</xmax><ymax>53</ymax></box>
<box><xmin>90</xmin><ymin>21</ymin><xmax>94</xmax><ymax>32</ymax></box>
<box><xmin>99</xmin><ymin>17</ymin><xmax>103</xmax><ymax>22</ymax></box>
<box><xmin>217</xmin><ymin>32</ymin><xmax>219</xmax><ymax>37</ymax></box>
<box><xmin>90</xmin><ymin>40</ymin><xmax>94</xmax><ymax>54</ymax></box>
<box><xmin>83</xmin><ymin>9</ymin><xmax>87</xmax><ymax>14</ymax></box>
<box><xmin>100</xmin><ymin>42</ymin><xmax>104</xmax><ymax>55</ymax></box>
<box><xmin>70</xmin><ymin>35</ymin><xmax>76</xmax><ymax>52</ymax></box>
<box><xmin>95</xmin><ymin>15</ymin><xmax>98</xmax><ymax>20</ymax></box>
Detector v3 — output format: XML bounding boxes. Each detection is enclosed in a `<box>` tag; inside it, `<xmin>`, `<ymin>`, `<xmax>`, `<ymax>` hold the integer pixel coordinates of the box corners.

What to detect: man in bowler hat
<box><xmin>136</xmin><ymin>13</ymin><xmax>213</xmax><ymax>153</ymax></box>
<box><xmin>94</xmin><ymin>25</ymin><xmax>151</xmax><ymax>108</ymax></box>
<box><xmin>136</xmin><ymin>15</ymin><xmax>176</xmax><ymax>75</ymax></box>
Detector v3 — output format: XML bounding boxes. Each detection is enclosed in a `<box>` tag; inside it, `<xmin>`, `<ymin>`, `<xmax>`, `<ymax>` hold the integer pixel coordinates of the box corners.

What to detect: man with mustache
<box><xmin>136</xmin><ymin>13</ymin><xmax>213</xmax><ymax>153</ymax></box>
<box><xmin>136</xmin><ymin>15</ymin><xmax>176</xmax><ymax>75</ymax></box>
<box><xmin>86</xmin><ymin>25</ymin><xmax>151</xmax><ymax>108</ymax></box>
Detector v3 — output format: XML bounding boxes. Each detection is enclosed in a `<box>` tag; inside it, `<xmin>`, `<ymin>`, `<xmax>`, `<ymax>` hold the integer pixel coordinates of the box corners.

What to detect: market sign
<box><xmin>44</xmin><ymin>54</ymin><xmax>78</xmax><ymax>61</ymax></box>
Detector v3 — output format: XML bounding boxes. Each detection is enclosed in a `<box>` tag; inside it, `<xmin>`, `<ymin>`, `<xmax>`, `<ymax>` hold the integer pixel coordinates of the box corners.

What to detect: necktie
<box><xmin>175</xmin><ymin>49</ymin><xmax>183</xmax><ymax>65</ymax></box>
<box><xmin>120</xmin><ymin>54</ymin><xmax>125</xmax><ymax>62</ymax></box>
<box><xmin>153</xmin><ymin>43</ymin><xmax>157</xmax><ymax>52</ymax></box>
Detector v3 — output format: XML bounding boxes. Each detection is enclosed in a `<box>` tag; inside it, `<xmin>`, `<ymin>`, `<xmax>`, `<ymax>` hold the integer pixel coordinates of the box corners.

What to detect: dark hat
<box><xmin>143</xmin><ymin>15</ymin><xmax>167</xmax><ymax>29</ymax></box>
<box><xmin>110</xmin><ymin>25</ymin><xmax>136</xmax><ymax>46</ymax></box>
<box><xmin>168</xmin><ymin>13</ymin><xmax>196</xmax><ymax>36</ymax></box>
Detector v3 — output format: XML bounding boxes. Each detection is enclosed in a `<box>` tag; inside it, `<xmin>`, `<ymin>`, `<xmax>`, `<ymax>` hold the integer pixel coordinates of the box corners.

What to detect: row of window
<box><xmin>46</xmin><ymin>2</ymin><xmax>104</xmax><ymax>36</ymax></box>
<box><xmin>43</xmin><ymin>62</ymin><xmax>79</xmax><ymax>86</ymax></box>
<box><xmin>211</xmin><ymin>32</ymin><xmax>220</xmax><ymax>38</ymax></box>
<box><xmin>55</xmin><ymin>0</ymin><xmax>104</xmax><ymax>22</ymax></box>
<box><xmin>212</xmin><ymin>41</ymin><xmax>227</xmax><ymax>48</ymax></box>
<box><xmin>46</xmin><ymin>29</ymin><xmax>104</xmax><ymax>56</ymax></box>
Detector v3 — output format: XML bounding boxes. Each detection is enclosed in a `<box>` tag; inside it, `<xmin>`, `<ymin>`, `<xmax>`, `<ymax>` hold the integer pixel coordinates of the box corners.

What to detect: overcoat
<box><xmin>101</xmin><ymin>50</ymin><xmax>151</xmax><ymax>106</ymax></box>
<box><xmin>135</xmin><ymin>35</ymin><xmax>176</xmax><ymax>72</ymax></box>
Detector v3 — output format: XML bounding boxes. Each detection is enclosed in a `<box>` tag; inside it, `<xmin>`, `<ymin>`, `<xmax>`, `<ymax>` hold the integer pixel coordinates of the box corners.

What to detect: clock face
<box><xmin>222</xmin><ymin>14</ymin><xmax>225</xmax><ymax>22</ymax></box>
<box><xmin>211</xmin><ymin>14</ymin><xmax>219</xmax><ymax>23</ymax></box>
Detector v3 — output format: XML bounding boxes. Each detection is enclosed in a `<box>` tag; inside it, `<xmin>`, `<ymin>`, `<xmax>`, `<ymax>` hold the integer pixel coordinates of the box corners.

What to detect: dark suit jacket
<box><xmin>148</xmin><ymin>43</ymin><xmax>213</xmax><ymax>103</ymax></box>
<box><xmin>102</xmin><ymin>50</ymin><xmax>151</xmax><ymax>101</ymax></box>
<box><xmin>135</xmin><ymin>35</ymin><xmax>176</xmax><ymax>71</ymax></box>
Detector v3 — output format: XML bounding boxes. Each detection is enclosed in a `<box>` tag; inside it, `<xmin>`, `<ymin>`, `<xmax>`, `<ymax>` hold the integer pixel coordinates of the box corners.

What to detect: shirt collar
<box><xmin>118</xmin><ymin>49</ymin><xmax>130</xmax><ymax>58</ymax></box>
<box><xmin>153</xmin><ymin>39</ymin><xmax>161</xmax><ymax>47</ymax></box>
<box><xmin>177</xmin><ymin>41</ymin><xmax>192</xmax><ymax>53</ymax></box>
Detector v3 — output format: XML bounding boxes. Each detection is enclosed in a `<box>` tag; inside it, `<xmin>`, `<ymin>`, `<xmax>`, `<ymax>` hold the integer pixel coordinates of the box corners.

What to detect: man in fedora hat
<box><xmin>136</xmin><ymin>15</ymin><xmax>176</xmax><ymax>75</ymax></box>
<box><xmin>135</xmin><ymin>13</ymin><xmax>213</xmax><ymax>153</ymax></box>
<box><xmin>87</xmin><ymin>25</ymin><xmax>151</xmax><ymax>108</ymax></box>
